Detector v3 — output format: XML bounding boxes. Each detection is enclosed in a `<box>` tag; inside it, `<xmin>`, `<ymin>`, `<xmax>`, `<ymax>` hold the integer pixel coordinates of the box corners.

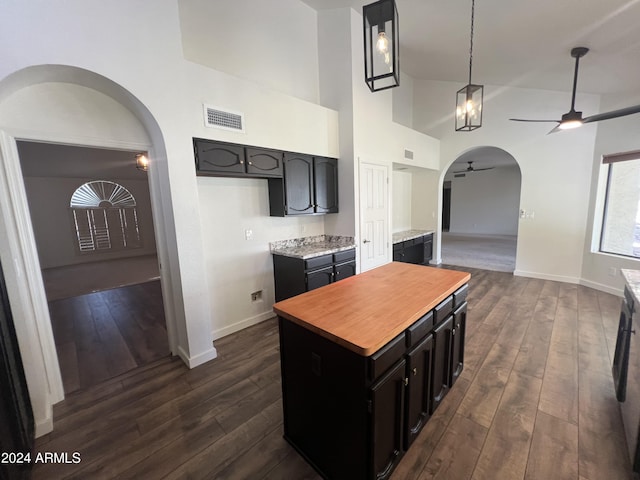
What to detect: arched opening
<box><xmin>0</xmin><ymin>64</ymin><xmax>188</xmax><ymax>434</ymax></box>
<box><xmin>440</xmin><ymin>146</ymin><xmax>522</xmax><ymax>272</ymax></box>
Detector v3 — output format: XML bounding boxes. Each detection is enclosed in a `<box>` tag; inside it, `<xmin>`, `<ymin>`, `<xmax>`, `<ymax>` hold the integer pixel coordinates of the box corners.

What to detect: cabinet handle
<box><xmin>452</xmin><ymin>328</ymin><xmax>456</xmax><ymax>336</ymax></box>
<box><xmin>240</xmin><ymin>160</ymin><xmax>244</xmax><ymax>164</ymax></box>
<box><xmin>404</xmin><ymin>377</ymin><xmax>409</xmax><ymax>386</ymax></box>
<box><xmin>412</xmin><ymin>367</ymin><xmax>417</xmax><ymax>376</ymax></box>
<box><xmin>248</xmin><ymin>161</ymin><xmax>252</xmax><ymax>165</ymax></box>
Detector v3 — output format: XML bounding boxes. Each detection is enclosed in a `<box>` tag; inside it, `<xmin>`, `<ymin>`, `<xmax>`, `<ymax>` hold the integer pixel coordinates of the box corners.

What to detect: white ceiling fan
<box><xmin>454</xmin><ymin>161</ymin><xmax>494</xmax><ymax>174</ymax></box>
<box><xmin>510</xmin><ymin>47</ymin><xmax>640</xmax><ymax>134</ymax></box>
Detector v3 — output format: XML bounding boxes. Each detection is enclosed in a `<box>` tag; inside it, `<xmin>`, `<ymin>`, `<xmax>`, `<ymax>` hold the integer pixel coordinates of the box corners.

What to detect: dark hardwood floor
<box><xmin>34</xmin><ymin>267</ymin><xmax>633</xmax><ymax>479</ymax></box>
<box><xmin>48</xmin><ymin>280</ymin><xmax>170</xmax><ymax>393</ymax></box>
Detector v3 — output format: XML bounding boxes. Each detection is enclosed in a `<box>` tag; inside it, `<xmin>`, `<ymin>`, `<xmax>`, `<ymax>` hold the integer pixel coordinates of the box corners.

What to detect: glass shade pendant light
<box><xmin>363</xmin><ymin>0</ymin><xmax>400</xmax><ymax>92</ymax></box>
<box><xmin>456</xmin><ymin>0</ymin><xmax>483</xmax><ymax>131</ymax></box>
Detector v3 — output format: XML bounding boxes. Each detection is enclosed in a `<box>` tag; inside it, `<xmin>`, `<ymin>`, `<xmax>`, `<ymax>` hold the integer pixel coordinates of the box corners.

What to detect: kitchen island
<box><xmin>273</xmin><ymin>262</ymin><xmax>470</xmax><ymax>480</ymax></box>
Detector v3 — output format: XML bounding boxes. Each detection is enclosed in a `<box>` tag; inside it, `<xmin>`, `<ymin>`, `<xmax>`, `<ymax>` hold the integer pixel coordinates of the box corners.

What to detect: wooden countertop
<box><xmin>273</xmin><ymin>262</ymin><xmax>470</xmax><ymax>356</ymax></box>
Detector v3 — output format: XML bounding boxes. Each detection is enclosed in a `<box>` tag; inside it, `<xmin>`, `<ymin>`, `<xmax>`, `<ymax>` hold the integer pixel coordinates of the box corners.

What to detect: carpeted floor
<box><xmin>441</xmin><ymin>233</ymin><xmax>517</xmax><ymax>272</ymax></box>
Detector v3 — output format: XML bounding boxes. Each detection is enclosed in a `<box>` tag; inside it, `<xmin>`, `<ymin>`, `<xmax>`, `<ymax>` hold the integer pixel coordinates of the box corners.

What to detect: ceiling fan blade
<box><xmin>473</xmin><ymin>167</ymin><xmax>494</xmax><ymax>171</ymax></box>
<box><xmin>547</xmin><ymin>124</ymin><xmax>562</xmax><ymax>135</ymax></box>
<box><xmin>583</xmin><ymin>104</ymin><xmax>640</xmax><ymax>124</ymax></box>
<box><xmin>509</xmin><ymin>118</ymin><xmax>560</xmax><ymax>123</ymax></box>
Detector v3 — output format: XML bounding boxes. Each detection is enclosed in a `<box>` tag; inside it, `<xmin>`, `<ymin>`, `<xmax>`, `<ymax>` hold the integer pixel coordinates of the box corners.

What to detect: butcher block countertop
<box><xmin>273</xmin><ymin>262</ymin><xmax>470</xmax><ymax>356</ymax></box>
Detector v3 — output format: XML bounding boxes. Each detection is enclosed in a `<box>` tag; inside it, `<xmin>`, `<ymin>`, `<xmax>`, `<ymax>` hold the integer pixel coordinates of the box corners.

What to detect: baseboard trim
<box><xmin>579</xmin><ymin>278</ymin><xmax>623</xmax><ymax>297</ymax></box>
<box><xmin>212</xmin><ymin>311</ymin><xmax>275</xmax><ymax>341</ymax></box>
<box><xmin>513</xmin><ymin>269</ymin><xmax>580</xmax><ymax>284</ymax></box>
<box><xmin>177</xmin><ymin>345</ymin><xmax>218</xmax><ymax>369</ymax></box>
<box><xmin>35</xmin><ymin>408</ymin><xmax>53</xmax><ymax>438</ymax></box>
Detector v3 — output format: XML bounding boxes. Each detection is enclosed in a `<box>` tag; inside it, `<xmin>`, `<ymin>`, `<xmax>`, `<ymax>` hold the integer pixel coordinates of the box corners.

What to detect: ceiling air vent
<box><xmin>203</xmin><ymin>105</ymin><xmax>245</xmax><ymax>133</ymax></box>
<box><xmin>454</xmin><ymin>173</ymin><xmax>466</xmax><ymax>178</ymax></box>
<box><xmin>404</xmin><ymin>149</ymin><xmax>414</xmax><ymax>160</ymax></box>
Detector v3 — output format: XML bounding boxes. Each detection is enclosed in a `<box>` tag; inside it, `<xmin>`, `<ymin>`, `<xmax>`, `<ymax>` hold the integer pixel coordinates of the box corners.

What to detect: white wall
<box><xmin>392</xmin><ymin>170</ymin><xmax>412</xmax><ymax>232</ymax></box>
<box><xmin>413</xmin><ymin>79</ymin><xmax>599</xmax><ymax>283</ymax></box>
<box><xmin>178</xmin><ymin>0</ymin><xmax>320</xmax><ymax>103</ymax></box>
<box><xmin>392</xmin><ymin>71</ymin><xmax>414</xmax><ymax>129</ymax></box>
<box><xmin>444</xmin><ymin>165</ymin><xmax>521</xmax><ymax>235</ymax></box>
<box><xmin>581</xmin><ymin>92</ymin><xmax>640</xmax><ymax>294</ymax></box>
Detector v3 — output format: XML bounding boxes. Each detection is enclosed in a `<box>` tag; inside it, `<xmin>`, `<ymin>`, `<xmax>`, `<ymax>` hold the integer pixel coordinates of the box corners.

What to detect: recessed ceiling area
<box><xmin>300</xmin><ymin>0</ymin><xmax>640</xmax><ymax>95</ymax></box>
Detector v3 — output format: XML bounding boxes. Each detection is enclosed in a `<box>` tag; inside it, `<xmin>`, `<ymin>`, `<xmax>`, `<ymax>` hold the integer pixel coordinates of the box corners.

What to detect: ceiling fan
<box><xmin>510</xmin><ymin>47</ymin><xmax>640</xmax><ymax>134</ymax></box>
<box><xmin>454</xmin><ymin>161</ymin><xmax>494</xmax><ymax>173</ymax></box>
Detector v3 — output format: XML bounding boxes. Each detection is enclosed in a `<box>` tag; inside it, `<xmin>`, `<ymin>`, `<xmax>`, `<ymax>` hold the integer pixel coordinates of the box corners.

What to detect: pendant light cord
<box><xmin>468</xmin><ymin>0</ymin><xmax>475</xmax><ymax>85</ymax></box>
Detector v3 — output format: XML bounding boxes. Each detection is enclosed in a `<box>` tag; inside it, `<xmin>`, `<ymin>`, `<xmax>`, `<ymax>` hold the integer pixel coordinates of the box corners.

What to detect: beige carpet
<box><xmin>42</xmin><ymin>254</ymin><xmax>160</xmax><ymax>301</ymax></box>
<box><xmin>441</xmin><ymin>233</ymin><xmax>517</xmax><ymax>272</ymax></box>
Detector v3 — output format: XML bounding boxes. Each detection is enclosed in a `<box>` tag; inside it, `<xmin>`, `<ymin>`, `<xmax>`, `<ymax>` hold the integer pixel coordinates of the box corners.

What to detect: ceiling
<box><xmin>301</xmin><ymin>0</ymin><xmax>640</xmax><ymax>95</ymax></box>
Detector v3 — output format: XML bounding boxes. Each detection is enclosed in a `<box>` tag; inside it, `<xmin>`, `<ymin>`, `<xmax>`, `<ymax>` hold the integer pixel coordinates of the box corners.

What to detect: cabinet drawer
<box><xmin>453</xmin><ymin>284</ymin><xmax>469</xmax><ymax>308</ymax></box>
<box><xmin>333</xmin><ymin>249</ymin><xmax>355</xmax><ymax>263</ymax></box>
<box><xmin>406</xmin><ymin>311</ymin><xmax>434</xmax><ymax>348</ymax></box>
<box><xmin>304</xmin><ymin>254</ymin><xmax>333</xmax><ymax>271</ymax></box>
<box><xmin>412</xmin><ymin>236</ymin><xmax>425</xmax><ymax>245</ymax></box>
<box><xmin>368</xmin><ymin>334</ymin><xmax>405</xmax><ymax>381</ymax></box>
<box><xmin>434</xmin><ymin>296</ymin><xmax>453</xmax><ymax>324</ymax></box>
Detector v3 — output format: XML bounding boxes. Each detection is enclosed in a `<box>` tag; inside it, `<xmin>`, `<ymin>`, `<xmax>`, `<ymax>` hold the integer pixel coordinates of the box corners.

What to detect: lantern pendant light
<box><xmin>363</xmin><ymin>0</ymin><xmax>400</xmax><ymax>92</ymax></box>
<box><xmin>456</xmin><ymin>0</ymin><xmax>483</xmax><ymax>131</ymax></box>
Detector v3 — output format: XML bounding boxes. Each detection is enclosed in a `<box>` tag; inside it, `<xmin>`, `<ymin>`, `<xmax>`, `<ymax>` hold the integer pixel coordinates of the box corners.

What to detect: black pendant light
<box><xmin>363</xmin><ymin>0</ymin><xmax>399</xmax><ymax>92</ymax></box>
<box><xmin>456</xmin><ymin>0</ymin><xmax>483</xmax><ymax>131</ymax></box>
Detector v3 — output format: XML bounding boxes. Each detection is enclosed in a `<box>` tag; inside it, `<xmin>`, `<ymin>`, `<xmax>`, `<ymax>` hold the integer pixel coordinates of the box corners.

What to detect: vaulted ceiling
<box><xmin>301</xmin><ymin>0</ymin><xmax>640</xmax><ymax>96</ymax></box>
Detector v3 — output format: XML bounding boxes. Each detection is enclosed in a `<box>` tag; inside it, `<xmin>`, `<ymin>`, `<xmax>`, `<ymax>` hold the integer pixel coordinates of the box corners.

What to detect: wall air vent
<box><xmin>203</xmin><ymin>105</ymin><xmax>245</xmax><ymax>133</ymax></box>
<box><xmin>404</xmin><ymin>149</ymin><xmax>414</xmax><ymax>160</ymax></box>
<box><xmin>454</xmin><ymin>173</ymin><xmax>466</xmax><ymax>178</ymax></box>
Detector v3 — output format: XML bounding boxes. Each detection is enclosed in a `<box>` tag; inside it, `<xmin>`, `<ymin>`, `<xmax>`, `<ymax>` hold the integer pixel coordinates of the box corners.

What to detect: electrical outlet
<box><xmin>245</xmin><ymin>229</ymin><xmax>253</xmax><ymax>240</ymax></box>
<box><xmin>251</xmin><ymin>290</ymin><xmax>263</xmax><ymax>302</ymax></box>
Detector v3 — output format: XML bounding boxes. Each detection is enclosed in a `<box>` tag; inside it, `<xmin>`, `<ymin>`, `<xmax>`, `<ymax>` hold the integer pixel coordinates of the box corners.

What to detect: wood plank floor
<box><xmin>48</xmin><ymin>280</ymin><xmax>170</xmax><ymax>394</ymax></box>
<box><xmin>33</xmin><ymin>267</ymin><xmax>633</xmax><ymax>479</ymax></box>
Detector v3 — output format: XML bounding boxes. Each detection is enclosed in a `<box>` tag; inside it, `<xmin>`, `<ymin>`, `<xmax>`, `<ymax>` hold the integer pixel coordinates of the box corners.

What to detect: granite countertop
<box><xmin>622</xmin><ymin>269</ymin><xmax>640</xmax><ymax>304</ymax></box>
<box><xmin>270</xmin><ymin>235</ymin><xmax>356</xmax><ymax>260</ymax></box>
<box><xmin>392</xmin><ymin>229</ymin><xmax>435</xmax><ymax>244</ymax></box>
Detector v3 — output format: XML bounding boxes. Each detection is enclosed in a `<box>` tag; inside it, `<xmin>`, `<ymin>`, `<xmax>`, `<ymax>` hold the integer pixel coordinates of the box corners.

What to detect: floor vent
<box><xmin>203</xmin><ymin>105</ymin><xmax>245</xmax><ymax>133</ymax></box>
<box><xmin>404</xmin><ymin>149</ymin><xmax>414</xmax><ymax>160</ymax></box>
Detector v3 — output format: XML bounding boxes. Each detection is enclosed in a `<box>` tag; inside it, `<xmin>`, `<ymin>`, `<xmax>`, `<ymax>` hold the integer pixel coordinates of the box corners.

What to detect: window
<box><xmin>70</xmin><ymin>180</ymin><xmax>142</xmax><ymax>253</ymax></box>
<box><xmin>600</xmin><ymin>151</ymin><xmax>640</xmax><ymax>258</ymax></box>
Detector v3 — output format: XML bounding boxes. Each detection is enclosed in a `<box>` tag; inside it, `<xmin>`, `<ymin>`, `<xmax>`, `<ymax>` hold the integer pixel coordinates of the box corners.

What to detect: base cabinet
<box><xmin>273</xmin><ymin>249</ymin><xmax>356</xmax><ymax>301</ymax></box>
<box><xmin>278</xmin><ymin>284</ymin><xmax>468</xmax><ymax>480</ymax></box>
<box><xmin>393</xmin><ymin>233</ymin><xmax>433</xmax><ymax>265</ymax></box>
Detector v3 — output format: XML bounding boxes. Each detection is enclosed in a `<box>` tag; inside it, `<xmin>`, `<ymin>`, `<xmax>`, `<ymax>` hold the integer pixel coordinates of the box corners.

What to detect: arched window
<box><xmin>70</xmin><ymin>180</ymin><xmax>141</xmax><ymax>253</ymax></box>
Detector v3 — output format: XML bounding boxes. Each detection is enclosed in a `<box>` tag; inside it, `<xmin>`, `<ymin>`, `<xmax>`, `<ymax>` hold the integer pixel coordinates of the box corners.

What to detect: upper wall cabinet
<box><xmin>194</xmin><ymin>138</ymin><xmax>283</xmax><ymax>178</ymax></box>
<box><xmin>268</xmin><ymin>153</ymin><xmax>338</xmax><ymax>216</ymax></box>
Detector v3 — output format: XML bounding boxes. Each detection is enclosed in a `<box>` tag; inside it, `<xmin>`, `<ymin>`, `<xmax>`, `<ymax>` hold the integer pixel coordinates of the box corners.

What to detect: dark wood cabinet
<box><xmin>272</xmin><ymin>248</ymin><xmax>356</xmax><ymax>301</ymax></box>
<box><xmin>277</xmin><ymin>279</ymin><xmax>469</xmax><ymax>480</ymax></box>
<box><xmin>370</xmin><ymin>359</ymin><xmax>406</xmax><ymax>480</ymax></box>
<box><xmin>393</xmin><ymin>233</ymin><xmax>433</xmax><ymax>265</ymax></box>
<box><xmin>405</xmin><ymin>333</ymin><xmax>433</xmax><ymax>449</ymax></box>
<box><xmin>431</xmin><ymin>315</ymin><xmax>453</xmax><ymax>413</ymax></box>
<box><xmin>194</xmin><ymin>138</ymin><xmax>283</xmax><ymax>178</ymax></box>
<box><xmin>269</xmin><ymin>154</ymin><xmax>338</xmax><ymax>216</ymax></box>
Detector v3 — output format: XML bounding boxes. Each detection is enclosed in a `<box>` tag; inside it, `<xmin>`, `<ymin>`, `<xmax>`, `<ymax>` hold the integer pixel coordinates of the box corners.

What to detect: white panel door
<box><xmin>359</xmin><ymin>161</ymin><xmax>389</xmax><ymax>272</ymax></box>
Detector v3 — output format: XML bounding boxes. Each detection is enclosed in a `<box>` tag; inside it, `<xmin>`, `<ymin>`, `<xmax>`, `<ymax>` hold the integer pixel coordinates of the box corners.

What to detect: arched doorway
<box><xmin>0</xmin><ymin>65</ymin><xmax>183</xmax><ymax>435</ymax></box>
<box><xmin>440</xmin><ymin>146</ymin><xmax>522</xmax><ymax>272</ymax></box>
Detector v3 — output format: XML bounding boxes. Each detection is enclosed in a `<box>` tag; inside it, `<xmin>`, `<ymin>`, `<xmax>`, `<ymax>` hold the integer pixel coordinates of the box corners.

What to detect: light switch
<box><xmin>245</xmin><ymin>229</ymin><xmax>253</xmax><ymax>240</ymax></box>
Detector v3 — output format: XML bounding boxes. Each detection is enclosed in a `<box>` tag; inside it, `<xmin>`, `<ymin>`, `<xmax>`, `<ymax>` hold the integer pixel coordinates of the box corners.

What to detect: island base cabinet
<box><xmin>431</xmin><ymin>315</ymin><xmax>453</xmax><ymax>413</ymax></box>
<box><xmin>370</xmin><ymin>359</ymin><xmax>406</xmax><ymax>480</ymax></box>
<box><xmin>405</xmin><ymin>334</ymin><xmax>433</xmax><ymax>449</ymax></box>
<box><xmin>450</xmin><ymin>302</ymin><xmax>467</xmax><ymax>387</ymax></box>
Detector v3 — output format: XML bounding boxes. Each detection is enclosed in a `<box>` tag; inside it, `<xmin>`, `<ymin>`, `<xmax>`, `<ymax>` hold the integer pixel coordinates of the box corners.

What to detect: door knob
<box><xmin>363</xmin><ymin>239</ymin><xmax>370</xmax><ymax>244</ymax></box>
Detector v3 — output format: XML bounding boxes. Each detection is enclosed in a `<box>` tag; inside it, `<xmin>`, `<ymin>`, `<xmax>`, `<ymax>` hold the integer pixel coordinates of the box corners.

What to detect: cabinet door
<box><xmin>245</xmin><ymin>147</ymin><xmax>283</xmax><ymax>177</ymax></box>
<box><xmin>431</xmin><ymin>315</ymin><xmax>453</xmax><ymax>413</ymax></box>
<box><xmin>313</xmin><ymin>157</ymin><xmax>339</xmax><ymax>213</ymax></box>
<box><xmin>334</xmin><ymin>261</ymin><xmax>356</xmax><ymax>282</ymax></box>
<box><xmin>405</xmin><ymin>334</ymin><xmax>433</xmax><ymax>449</ymax></box>
<box><xmin>306</xmin><ymin>266</ymin><xmax>333</xmax><ymax>291</ymax></box>
<box><xmin>424</xmin><ymin>235</ymin><xmax>433</xmax><ymax>264</ymax></box>
<box><xmin>392</xmin><ymin>243</ymin><xmax>404</xmax><ymax>262</ymax></box>
<box><xmin>370</xmin><ymin>359</ymin><xmax>406</xmax><ymax>480</ymax></box>
<box><xmin>449</xmin><ymin>303</ymin><xmax>466</xmax><ymax>387</ymax></box>
<box><xmin>284</xmin><ymin>153</ymin><xmax>314</xmax><ymax>214</ymax></box>
<box><xmin>195</xmin><ymin>139</ymin><xmax>246</xmax><ymax>175</ymax></box>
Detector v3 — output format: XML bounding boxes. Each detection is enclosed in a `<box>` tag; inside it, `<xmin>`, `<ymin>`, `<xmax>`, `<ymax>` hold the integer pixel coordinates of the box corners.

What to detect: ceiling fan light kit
<box><xmin>510</xmin><ymin>46</ymin><xmax>640</xmax><ymax>133</ymax></box>
<box><xmin>456</xmin><ymin>0</ymin><xmax>483</xmax><ymax>132</ymax></box>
